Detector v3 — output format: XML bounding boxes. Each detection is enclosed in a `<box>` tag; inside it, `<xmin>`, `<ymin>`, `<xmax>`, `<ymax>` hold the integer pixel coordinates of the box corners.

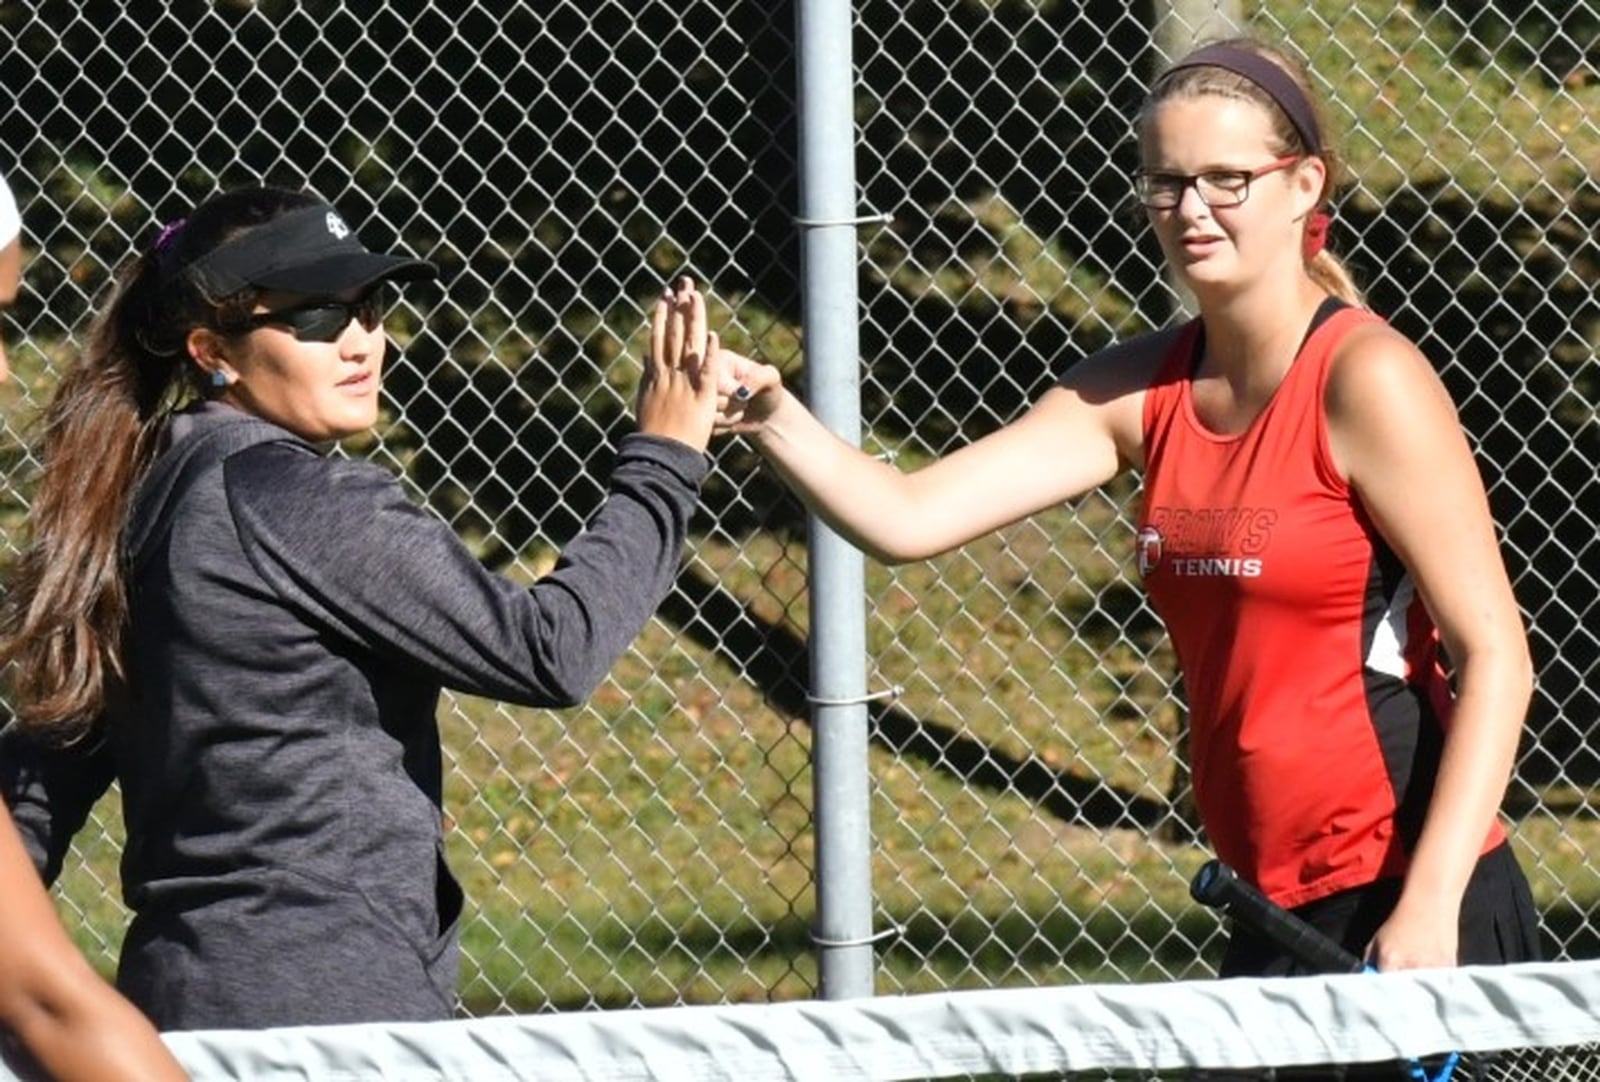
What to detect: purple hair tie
<box><xmin>154</xmin><ymin>218</ymin><xmax>187</xmax><ymax>252</ymax></box>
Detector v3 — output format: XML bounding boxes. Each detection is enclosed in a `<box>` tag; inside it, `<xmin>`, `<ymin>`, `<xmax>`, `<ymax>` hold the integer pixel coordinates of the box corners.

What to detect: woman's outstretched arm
<box><xmin>702</xmin><ymin>276</ymin><xmax>1160</xmax><ymax>563</ymax></box>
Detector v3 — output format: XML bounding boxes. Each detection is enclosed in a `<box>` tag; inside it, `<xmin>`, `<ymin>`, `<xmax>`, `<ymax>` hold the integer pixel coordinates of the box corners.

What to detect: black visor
<box><xmin>184</xmin><ymin>204</ymin><xmax>437</xmax><ymax>296</ymax></box>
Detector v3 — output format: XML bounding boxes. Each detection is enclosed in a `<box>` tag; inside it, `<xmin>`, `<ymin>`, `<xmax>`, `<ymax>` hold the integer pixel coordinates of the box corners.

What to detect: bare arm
<box><xmin>0</xmin><ymin>235</ymin><xmax>19</xmax><ymax>307</ymax></box>
<box><xmin>0</xmin><ymin>806</ymin><xmax>188</xmax><ymax>1081</ymax></box>
<box><xmin>1327</xmin><ymin>323</ymin><xmax>1532</xmax><ymax>970</ymax></box>
<box><xmin>742</xmin><ymin>385</ymin><xmax>1125</xmax><ymax>561</ymax></box>
<box><xmin>708</xmin><ymin>294</ymin><xmax>1161</xmax><ymax>563</ymax></box>
<box><xmin>0</xmin><ymin>235</ymin><xmax>19</xmax><ymax>382</ymax></box>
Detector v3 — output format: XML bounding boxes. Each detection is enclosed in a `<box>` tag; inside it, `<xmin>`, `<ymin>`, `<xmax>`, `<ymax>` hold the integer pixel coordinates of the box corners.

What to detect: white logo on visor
<box><xmin>325</xmin><ymin>211</ymin><xmax>350</xmax><ymax>239</ymax></box>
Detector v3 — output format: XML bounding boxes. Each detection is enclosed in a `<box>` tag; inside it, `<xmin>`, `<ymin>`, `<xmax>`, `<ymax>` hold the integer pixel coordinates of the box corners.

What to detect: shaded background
<box><xmin>0</xmin><ymin>0</ymin><xmax>1595</xmax><ymax>1013</ymax></box>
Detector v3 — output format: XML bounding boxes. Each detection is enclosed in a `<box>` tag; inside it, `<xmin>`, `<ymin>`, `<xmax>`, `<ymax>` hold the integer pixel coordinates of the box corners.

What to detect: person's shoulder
<box><xmin>1322</xmin><ymin>314</ymin><xmax>1464</xmax><ymax>460</ymax></box>
<box><xmin>225</xmin><ymin>441</ymin><xmax>403</xmax><ymax>520</ymax></box>
<box><xmin>1035</xmin><ymin>325</ymin><xmax>1187</xmax><ymax>467</ymax></box>
<box><xmin>1324</xmin><ymin>314</ymin><xmax>1441</xmax><ymax>408</ymax></box>
<box><xmin>222</xmin><ymin>444</ymin><xmax>426</xmax><ymax>564</ymax></box>
<box><xmin>1058</xmin><ymin>323</ymin><xmax>1188</xmax><ymax>398</ymax></box>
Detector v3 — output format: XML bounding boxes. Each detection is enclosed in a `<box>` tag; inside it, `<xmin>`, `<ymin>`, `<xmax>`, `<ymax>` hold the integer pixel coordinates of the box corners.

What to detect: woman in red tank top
<box><xmin>680</xmin><ymin>36</ymin><xmax>1538</xmax><ymax>981</ymax></box>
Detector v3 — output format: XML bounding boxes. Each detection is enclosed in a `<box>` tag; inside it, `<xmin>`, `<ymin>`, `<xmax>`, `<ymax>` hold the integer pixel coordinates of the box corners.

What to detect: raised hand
<box><xmin>637</xmin><ymin>276</ymin><xmax>719</xmax><ymax>452</ymax></box>
<box><xmin>712</xmin><ymin>342</ymin><xmax>784</xmax><ymax>435</ymax></box>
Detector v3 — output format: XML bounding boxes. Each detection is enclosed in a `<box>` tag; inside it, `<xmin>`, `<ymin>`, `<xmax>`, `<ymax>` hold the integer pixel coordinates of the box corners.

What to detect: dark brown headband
<box><xmin>1162</xmin><ymin>45</ymin><xmax>1323</xmax><ymax>155</ymax></box>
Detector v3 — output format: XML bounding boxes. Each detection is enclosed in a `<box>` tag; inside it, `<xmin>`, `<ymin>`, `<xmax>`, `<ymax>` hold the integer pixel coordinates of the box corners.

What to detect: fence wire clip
<box><xmin>809</xmin><ymin>921</ymin><xmax>904</xmax><ymax>949</ymax></box>
<box><xmin>791</xmin><ymin>210</ymin><xmax>895</xmax><ymax>228</ymax></box>
<box><xmin>804</xmin><ymin>685</ymin><xmax>903</xmax><ymax>707</ymax></box>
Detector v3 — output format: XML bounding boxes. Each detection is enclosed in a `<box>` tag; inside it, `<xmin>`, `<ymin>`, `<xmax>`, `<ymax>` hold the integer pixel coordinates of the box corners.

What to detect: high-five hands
<box><xmin>638</xmin><ymin>276</ymin><xmax>721</xmax><ymax>453</ymax></box>
<box><xmin>648</xmin><ymin>278</ymin><xmax>785</xmax><ymax>437</ymax></box>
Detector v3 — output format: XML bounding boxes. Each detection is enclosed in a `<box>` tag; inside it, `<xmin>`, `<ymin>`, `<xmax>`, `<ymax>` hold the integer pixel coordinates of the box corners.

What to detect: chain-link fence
<box><xmin>0</xmin><ymin>0</ymin><xmax>1595</xmax><ymax>1016</ymax></box>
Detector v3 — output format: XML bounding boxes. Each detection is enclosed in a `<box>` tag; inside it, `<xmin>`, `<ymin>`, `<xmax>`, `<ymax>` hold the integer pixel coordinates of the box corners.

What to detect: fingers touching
<box><xmin>641</xmin><ymin>275</ymin><xmax>783</xmax><ymax>443</ymax></box>
<box><xmin>651</xmin><ymin>276</ymin><xmax>709</xmax><ymax>376</ymax></box>
<box><xmin>638</xmin><ymin>276</ymin><xmax>721</xmax><ymax>451</ymax></box>
<box><xmin>649</xmin><ymin>287</ymin><xmax>670</xmax><ymax>383</ymax></box>
<box><xmin>679</xmin><ymin>276</ymin><xmax>708</xmax><ymax>371</ymax></box>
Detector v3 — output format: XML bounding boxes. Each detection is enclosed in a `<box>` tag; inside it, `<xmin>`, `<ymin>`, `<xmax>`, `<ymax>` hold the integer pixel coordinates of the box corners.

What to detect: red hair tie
<box><xmin>1303</xmin><ymin>211</ymin><xmax>1331</xmax><ymax>261</ymax></box>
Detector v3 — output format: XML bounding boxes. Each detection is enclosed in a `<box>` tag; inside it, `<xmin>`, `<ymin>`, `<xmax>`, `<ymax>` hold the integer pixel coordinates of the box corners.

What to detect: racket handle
<box><xmin>1190</xmin><ymin>859</ymin><xmax>1365</xmax><ymax>975</ymax></box>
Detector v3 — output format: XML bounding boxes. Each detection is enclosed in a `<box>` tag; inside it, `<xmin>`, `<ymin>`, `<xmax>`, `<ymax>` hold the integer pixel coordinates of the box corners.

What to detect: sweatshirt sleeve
<box><xmin>226</xmin><ymin>433</ymin><xmax>707</xmax><ymax>707</ymax></box>
<box><xmin>0</xmin><ymin>722</ymin><xmax>116</xmax><ymax>885</ymax></box>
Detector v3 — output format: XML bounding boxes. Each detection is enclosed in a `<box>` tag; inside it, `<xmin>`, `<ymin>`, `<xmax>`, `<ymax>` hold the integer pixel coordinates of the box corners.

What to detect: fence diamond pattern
<box><xmin>0</xmin><ymin>0</ymin><xmax>1594</xmax><ymax>1014</ymax></box>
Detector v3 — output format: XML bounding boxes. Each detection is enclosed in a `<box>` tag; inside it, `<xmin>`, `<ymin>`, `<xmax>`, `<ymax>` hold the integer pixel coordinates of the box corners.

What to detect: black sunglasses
<box><xmin>242</xmin><ymin>285</ymin><xmax>390</xmax><ymax>343</ymax></box>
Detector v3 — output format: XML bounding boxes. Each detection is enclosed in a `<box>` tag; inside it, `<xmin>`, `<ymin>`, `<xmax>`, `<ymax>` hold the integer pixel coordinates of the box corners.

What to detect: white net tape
<box><xmin>9</xmin><ymin>959</ymin><xmax>1589</xmax><ymax>1082</ymax></box>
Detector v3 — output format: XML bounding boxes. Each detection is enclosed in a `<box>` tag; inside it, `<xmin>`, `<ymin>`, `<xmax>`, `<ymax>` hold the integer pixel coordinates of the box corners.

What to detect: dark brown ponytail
<box><xmin>0</xmin><ymin>186</ymin><xmax>319</xmax><ymax>740</ymax></box>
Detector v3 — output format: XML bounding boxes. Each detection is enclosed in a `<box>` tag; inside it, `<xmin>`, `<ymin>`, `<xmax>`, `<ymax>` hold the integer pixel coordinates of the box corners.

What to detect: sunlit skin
<box><xmin>0</xmin><ymin>229</ymin><xmax>20</xmax><ymax>383</ymax></box>
<box><xmin>187</xmin><ymin>286</ymin><xmax>386</xmax><ymax>443</ymax></box>
<box><xmin>1140</xmin><ymin>97</ymin><xmax>1327</xmax><ymax>324</ymax></box>
<box><xmin>194</xmin><ymin>282</ymin><xmax>720</xmax><ymax>449</ymax></box>
<box><xmin>0</xmin><ymin>806</ymin><xmax>189</xmax><ymax>1081</ymax></box>
<box><xmin>1138</xmin><ymin>97</ymin><xmax>1333</xmax><ymax>432</ymax></box>
<box><xmin>690</xmin><ymin>87</ymin><xmax>1530</xmax><ymax>974</ymax></box>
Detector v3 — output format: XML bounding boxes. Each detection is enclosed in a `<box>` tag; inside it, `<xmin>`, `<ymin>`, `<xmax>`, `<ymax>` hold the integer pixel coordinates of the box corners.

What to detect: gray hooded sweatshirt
<box><xmin>0</xmin><ymin>403</ymin><xmax>706</xmax><ymax>1031</ymax></box>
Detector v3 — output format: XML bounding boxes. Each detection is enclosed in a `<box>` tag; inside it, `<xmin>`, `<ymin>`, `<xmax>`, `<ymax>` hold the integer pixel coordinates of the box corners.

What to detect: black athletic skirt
<box><xmin>1219</xmin><ymin>840</ymin><xmax>1543</xmax><ymax>978</ymax></box>
<box><xmin>1191</xmin><ymin>843</ymin><xmax>1543</xmax><ymax>1081</ymax></box>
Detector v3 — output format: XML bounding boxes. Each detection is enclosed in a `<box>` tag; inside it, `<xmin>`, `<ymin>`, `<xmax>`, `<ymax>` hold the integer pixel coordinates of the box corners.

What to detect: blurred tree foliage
<box><xmin>0</xmin><ymin>0</ymin><xmax>1593</xmax><ymax>779</ymax></box>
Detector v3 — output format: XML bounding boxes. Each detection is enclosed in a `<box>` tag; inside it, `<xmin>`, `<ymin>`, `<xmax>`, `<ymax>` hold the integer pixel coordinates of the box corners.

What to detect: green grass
<box><xmin>1261</xmin><ymin>1</ymin><xmax>1598</xmax><ymax>196</ymax></box>
<box><xmin>11</xmin><ymin>0</ymin><xmax>1600</xmax><ymax>1014</ymax></box>
<box><xmin>44</xmin><ymin>511</ymin><xmax>1600</xmax><ymax>1010</ymax></box>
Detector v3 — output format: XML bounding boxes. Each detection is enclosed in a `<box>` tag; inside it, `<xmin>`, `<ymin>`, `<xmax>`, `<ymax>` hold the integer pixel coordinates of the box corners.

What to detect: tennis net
<box><xmin>24</xmin><ymin>958</ymin><xmax>1562</xmax><ymax>1080</ymax></box>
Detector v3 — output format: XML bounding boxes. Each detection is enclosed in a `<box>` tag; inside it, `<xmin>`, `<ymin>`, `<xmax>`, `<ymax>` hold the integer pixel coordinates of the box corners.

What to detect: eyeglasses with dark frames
<box><xmin>1132</xmin><ymin>155</ymin><xmax>1303</xmax><ymax>210</ymax></box>
<box><xmin>242</xmin><ymin>285</ymin><xmax>391</xmax><ymax>343</ymax></box>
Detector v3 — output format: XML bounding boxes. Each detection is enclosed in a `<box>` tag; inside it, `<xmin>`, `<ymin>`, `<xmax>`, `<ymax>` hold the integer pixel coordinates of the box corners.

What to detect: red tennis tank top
<box><xmin>1138</xmin><ymin>304</ymin><xmax>1503</xmax><ymax>907</ymax></box>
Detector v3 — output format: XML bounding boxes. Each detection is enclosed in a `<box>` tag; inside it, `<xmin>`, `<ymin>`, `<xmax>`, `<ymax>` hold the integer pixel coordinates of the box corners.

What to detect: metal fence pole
<box><xmin>4</xmin><ymin>0</ymin><xmax>1594</xmax><ymax>1011</ymax></box>
<box><xmin>1152</xmin><ymin>0</ymin><xmax>1242</xmax><ymax>54</ymax></box>
<box><xmin>794</xmin><ymin>0</ymin><xmax>877</xmax><ymax>1000</ymax></box>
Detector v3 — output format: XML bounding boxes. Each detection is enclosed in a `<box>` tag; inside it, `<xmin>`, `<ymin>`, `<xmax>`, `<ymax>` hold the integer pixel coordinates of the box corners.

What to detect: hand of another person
<box><xmin>638</xmin><ymin>277</ymin><xmax>720</xmax><ymax>453</ymax></box>
<box><xmin>710</xmin><ymin>337</ymin><xmax>785</xmax><ymax>435</ymax></box>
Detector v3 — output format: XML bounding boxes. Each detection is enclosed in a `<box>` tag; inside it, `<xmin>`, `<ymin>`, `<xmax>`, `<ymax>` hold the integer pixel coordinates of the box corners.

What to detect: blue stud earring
<box><xmin>210</xmin><ymin>370</ymin><xmax>228</xmax><ymax>389</ymax></box>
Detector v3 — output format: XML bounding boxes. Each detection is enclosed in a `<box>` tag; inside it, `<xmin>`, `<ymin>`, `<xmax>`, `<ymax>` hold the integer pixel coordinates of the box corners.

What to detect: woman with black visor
<box><xmin>0</xmin><ymin>186</ymin><xmax>720</xmax><ymax>1031</ymax></box>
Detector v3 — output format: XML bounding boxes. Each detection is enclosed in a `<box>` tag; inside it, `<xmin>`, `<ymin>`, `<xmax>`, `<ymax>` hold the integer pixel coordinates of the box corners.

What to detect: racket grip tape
<box><xmin>1190</xmin><ymin>859</ymin><xmax>1365</xmax><ymax>974</ymax></box>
